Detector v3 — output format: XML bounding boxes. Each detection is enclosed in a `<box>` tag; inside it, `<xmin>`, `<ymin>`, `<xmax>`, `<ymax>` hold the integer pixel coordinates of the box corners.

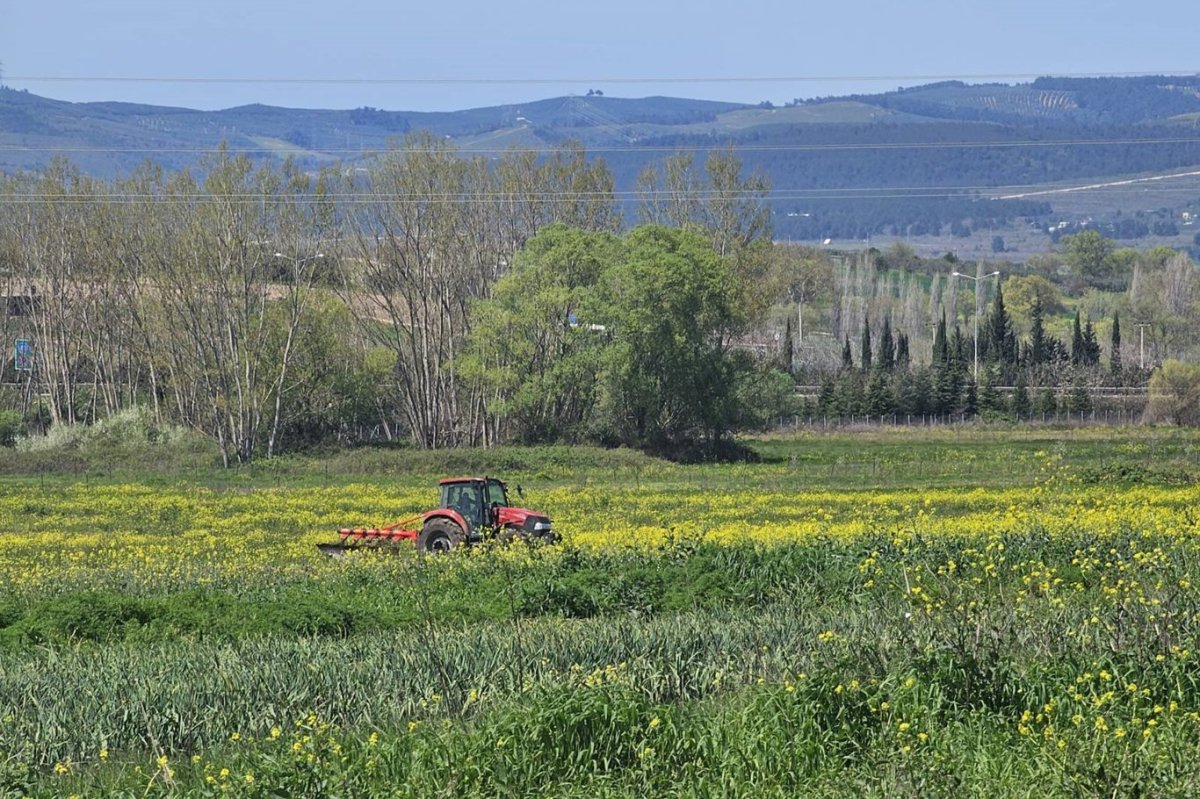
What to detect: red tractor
<box><xmin>319</xmin><ymin>476</ymin><xmax>556</xmax><ymax>556</ymax></box>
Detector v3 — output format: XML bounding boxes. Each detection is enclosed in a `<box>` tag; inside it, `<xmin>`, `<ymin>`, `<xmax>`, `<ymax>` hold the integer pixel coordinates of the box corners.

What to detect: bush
<box><xmin>0</xmin><ymin>411</ymin><xmax>19</xmax><ymax>447</ymax></box>
<box><xmin>15</xmin><ymin>406</ymin><xmax>195</xmax><ymax>453</ymax></box>
<box><xmin>1145</xmin><ymin>360</ymin><xmax>1200</xmax><ymax>426</ymax></box>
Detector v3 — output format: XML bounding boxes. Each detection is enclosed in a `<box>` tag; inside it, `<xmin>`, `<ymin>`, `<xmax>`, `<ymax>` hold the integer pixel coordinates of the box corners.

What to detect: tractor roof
<box><xmin>438</xmin><ymin>476</ymin><xmax>487</xmax><ymax>485</ymax></box>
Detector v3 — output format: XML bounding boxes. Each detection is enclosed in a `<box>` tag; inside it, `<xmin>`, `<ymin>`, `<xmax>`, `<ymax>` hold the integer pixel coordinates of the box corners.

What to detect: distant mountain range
<box><xmin>3</xmin><ymin>75</ymin><xmax>1200</xmax><ymax>245</ymax></box>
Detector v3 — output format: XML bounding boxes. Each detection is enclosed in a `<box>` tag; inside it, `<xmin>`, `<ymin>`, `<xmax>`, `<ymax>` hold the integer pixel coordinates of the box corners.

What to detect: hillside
<box><xmin>2</xmin><ymin>76</ymin><xmax>1200</xmax><ymax>251</ymax></box>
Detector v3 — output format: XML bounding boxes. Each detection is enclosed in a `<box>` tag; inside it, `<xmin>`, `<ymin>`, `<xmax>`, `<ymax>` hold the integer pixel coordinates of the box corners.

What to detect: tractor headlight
<box><xmin>533</xmin><ymin>521</ymin><xmax>551</xmax><ymax>532</ymax></box>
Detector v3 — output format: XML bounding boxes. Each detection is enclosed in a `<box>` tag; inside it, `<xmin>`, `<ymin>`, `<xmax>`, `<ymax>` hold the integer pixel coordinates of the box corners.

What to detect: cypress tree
<box><xmin>935</xmin><ymin>359</ymin><xmax>964</xmax><ymax>416</ymax></box>
<box><xmin>963</xmin><ymin>376</ymin><xmax>979</xmax><ymax>418</ymax></box>
<box><xmin>865</xmin><ymin>368</ymin><xmax>892</xmax><ymax>417</ymax></box>
<box><xmin>1037</xmin><ymin>387</ymin><xmax>1058</xmax><ymax>417</ymax></box>
<box><xmin>1083</xmin><ymin>318</ymin><xmax>1101</xmax><ymax>366</ymax></box>
<box><xmin>1066</xmin><ymin>377</ymin><xmax>1092</xmax><ymax>414</ymax></box>
<box><xmin>1029</xmin><ymin>297</ymin><xmax>1049</xmax><ymax>366</ymax></box>
<box><xmin>784</xmin><ymin>315</ymin><xmax>794</xmax><ymax>374</ymax></box>
<box><xmin>1110</xmin><ymin>311</ymin><xmax>1122</xmax><ymax>377</ymax></box>
<box><xmin>911</xmin><ymin>368</ymin><xmax>933</xmax><ymax>416</ymax></box>
<box><xmin>842</xmin><ymin>337</ymin><xmax>854</xmax><ymax>370</ymax></box>
<box><xmin>932</xmin><ymin>310</ymin><xmax>948</xmax><ymax>366</ymax></box>
<box><xmin>861</xmin><ymin>318</ymin><xmax>873</xmax><ymax>372</ymax></box>
<box><xmin>951</xmin><ymin>326</ymin><xmax>967</xmax><ymax>371</ymax></box>
<box><xmin>978</xmin><ymin>366</ymin><xmax>1002</xmax><ymax>415</ymax></box>
<box><xmin>1012</xmin><ymin>371</ymin><xmax>1031</xmax><ymax>419</ymax></box>
<box><xmin>896</xmin><ymin>333</ymin><xmax>911</xmax><ymax>370</ymax></box>
<box><xmin>817</xmin><ymin>376</ymin><xmax>836</xmax><ymax>415</ymax></box>
<box><xmin>835</xmin><ymin>371</ymin><xmax>864</xmax><ymax>416</ymax></box>
<box><xmin>985</xmin><ymin>280</ymin><xmax>1016</xmax><ymax>365</ymax></box>
<box><xmin>877</xmin><ymin>317</ymin><xmax>895</xmax><ymax>372</ymax></box>
<box><xmin>1080</xmin><ymin>307</ymin><xmax>1089</xmax><ymax>364</ymax></box>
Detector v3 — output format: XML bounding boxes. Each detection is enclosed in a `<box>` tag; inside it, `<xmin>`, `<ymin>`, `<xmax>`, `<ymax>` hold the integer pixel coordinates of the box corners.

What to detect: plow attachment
<box><xmin>318</xmin><ymin>516</ymin><xmax>421</xmax><ymax>557</ymax></box>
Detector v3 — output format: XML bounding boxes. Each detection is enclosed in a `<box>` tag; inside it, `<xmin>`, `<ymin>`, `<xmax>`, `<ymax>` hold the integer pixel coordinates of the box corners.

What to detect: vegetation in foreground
<box><xmin>1</xmin><ymin>429</ymin><xmax>1199</xmax><ymax>796</ymax></box>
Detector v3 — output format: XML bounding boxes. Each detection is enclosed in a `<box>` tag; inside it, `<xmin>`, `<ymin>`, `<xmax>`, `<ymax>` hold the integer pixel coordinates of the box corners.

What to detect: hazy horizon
<box><xmin>2</xmin><ymin>0</ymin><xmax>1196</xmax><ymax>113</ymax></box>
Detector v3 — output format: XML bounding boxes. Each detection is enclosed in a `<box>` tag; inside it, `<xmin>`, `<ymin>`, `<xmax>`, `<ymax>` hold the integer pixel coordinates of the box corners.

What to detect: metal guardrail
<box><xmin>794</xmin><ymin>384</ymin><xmax>1149</xmax><ymax>395</ymax></box>
<box><xmin>775</xmin><ymin>409</ymin><xmax>1147</xmax><ymax>429</ymax></box>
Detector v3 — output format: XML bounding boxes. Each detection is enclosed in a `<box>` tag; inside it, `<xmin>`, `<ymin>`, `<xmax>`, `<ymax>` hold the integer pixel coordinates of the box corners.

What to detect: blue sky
<box><xmin>2</xmin><ymin>0</ymin><xmax>1195</xmax><ymax>111</ymax></box>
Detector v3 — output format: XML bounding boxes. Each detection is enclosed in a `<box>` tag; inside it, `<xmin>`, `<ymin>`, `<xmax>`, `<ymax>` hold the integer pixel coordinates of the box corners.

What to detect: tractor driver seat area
<box><xmin>447</xmin><ymin>485</ymin><xmax>482</xmax><ymax>530</ymax></box>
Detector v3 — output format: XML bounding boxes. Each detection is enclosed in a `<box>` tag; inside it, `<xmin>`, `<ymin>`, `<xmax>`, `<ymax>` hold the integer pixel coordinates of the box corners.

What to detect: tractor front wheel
<box><xmin>419</xmin><ymin>518</ymin><xmax>464</xmax><ymax>553</ymax></box>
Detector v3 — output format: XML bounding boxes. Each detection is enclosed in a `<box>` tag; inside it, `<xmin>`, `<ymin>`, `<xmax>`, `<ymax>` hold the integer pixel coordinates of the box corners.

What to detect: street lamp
<box><xmin>950</xmin><ymin>270</ymin><xmax>1000</xmax><ymax>382</ymax></box>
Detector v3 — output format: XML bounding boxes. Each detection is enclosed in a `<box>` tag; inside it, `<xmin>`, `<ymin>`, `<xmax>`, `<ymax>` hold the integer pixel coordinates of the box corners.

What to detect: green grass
<box><xmin>3</xmin><ymin>425</ymin><xmax>1196</xmax><ymax>490</ymax></box>
<box><xmin>3</xmin><ymin>427</ymin><xmax>1200</xmax><ymax>796</ymax></box>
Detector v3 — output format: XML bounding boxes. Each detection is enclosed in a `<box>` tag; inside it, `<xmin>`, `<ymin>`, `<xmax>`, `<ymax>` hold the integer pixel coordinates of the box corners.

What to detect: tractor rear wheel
<box><xmin>419</xmin><ymin>517</ymin><xmax>464</xmax><ymax>553</ymax></box>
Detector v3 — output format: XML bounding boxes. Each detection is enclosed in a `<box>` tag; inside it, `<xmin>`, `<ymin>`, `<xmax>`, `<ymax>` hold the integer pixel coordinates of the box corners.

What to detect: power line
<box><xmin>2</xmin><ymin>186</ymin><xmax>1199</xmax><ymax>205</ymax></box>
<box><xmin>4</xmin><ymin>136</ymin><xmax>1200</xmax><ymax>157</ymax></box>
<box><xmin>6</xmin><ymin>70</ymin><xmax>1199</xmax><ymax>86</ymax></box>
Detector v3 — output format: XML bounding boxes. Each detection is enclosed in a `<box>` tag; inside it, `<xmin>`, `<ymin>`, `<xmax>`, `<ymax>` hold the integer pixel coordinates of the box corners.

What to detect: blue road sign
<box><xmin>14</xmin><ymin>339</ymin><xmax>32</xmax><ymax>371</ymax></box>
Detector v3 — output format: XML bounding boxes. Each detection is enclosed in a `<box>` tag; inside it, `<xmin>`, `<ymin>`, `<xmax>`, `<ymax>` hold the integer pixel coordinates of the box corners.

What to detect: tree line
<box><xmin>0</xmin><ymin>140</ymin><xmax>783</xmax><ymax>463</ymax></box>
<box><xmin>2</xmin><ymin>139</ymin><xmax>1198</xmax><ymax>463</ymax></box>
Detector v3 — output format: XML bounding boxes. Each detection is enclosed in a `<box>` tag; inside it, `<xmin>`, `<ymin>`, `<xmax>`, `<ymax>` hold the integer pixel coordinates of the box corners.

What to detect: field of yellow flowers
<box><xmin>2</xmin><ymin>429</ymin><xmax>1200</xmax><ymax>796</ymax></box>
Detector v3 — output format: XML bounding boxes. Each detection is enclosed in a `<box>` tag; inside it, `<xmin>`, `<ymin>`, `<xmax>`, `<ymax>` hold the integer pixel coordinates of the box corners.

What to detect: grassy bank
<box><xmin>2</xmin><ymin>428</ymin><xmax>1200</xmax><ymax>796</ymax></box>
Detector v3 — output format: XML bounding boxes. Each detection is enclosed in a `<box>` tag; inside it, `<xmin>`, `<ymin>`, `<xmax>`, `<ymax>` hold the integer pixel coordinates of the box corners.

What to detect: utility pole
<box><xmin>951</xmin><ymin>269</ymin><xmax>1000</xmax><ymax>382</ymax></box>
<box><xmin>1133</xmin><ymin>323</ymin><xmax>1151</xmax><ymax>370</ymax></box>
<box><xmin>797</xmin><ymin>297</ymin><xmax>803</xmax><ymax>350</ymax></box>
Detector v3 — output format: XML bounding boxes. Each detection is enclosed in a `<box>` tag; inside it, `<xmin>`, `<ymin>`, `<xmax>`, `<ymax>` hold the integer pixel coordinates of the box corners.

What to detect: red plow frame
<box><xmin>317</xmin><ymin>515</ymin><xmax>421</xmax><ymax>557</ymax></box>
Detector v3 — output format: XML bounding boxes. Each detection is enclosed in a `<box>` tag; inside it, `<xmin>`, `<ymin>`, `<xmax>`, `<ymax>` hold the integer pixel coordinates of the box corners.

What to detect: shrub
<box><xmin>0</xmin><ymin>410</ymin><xmax>19</xmax><ymax>447</ymax></box>
<box><xmin>15</xmin><ymin>406</ymin><xmax>196</xmax><ymax>453</ymax></box>
<box><xmin>1145</xmin><ymin>360</ymin><xmax>1200</xmax><ymax>426</ymax></box>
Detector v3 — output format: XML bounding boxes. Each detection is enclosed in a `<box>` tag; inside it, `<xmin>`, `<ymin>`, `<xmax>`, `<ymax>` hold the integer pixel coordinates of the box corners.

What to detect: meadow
<box><xmin>1</xmin><ymin>428</ymin><xmax>1200</xmax><ymax>797</ymax></box>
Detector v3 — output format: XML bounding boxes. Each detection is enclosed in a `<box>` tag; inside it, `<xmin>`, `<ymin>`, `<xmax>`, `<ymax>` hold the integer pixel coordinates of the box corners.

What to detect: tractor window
<box><xmin>443</xmin><ymin>484</ymin><xmax>482</xmax><ymax>528</ymax></box>
<box><xmin>485</xmin><ymin>480</ymin><xmax>508</xmax><ymax>507</ymax></box>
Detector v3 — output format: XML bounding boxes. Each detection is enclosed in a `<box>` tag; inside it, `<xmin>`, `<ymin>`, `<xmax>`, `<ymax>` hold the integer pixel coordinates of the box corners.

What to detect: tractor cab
<box><xmin>436</xmin><ymin>476</ymin><xmax>555</xmax><ymax>544</ymax></box>
<box><xmin>438</xmin><ymin>477</ymin><xmax>506</xmax><ymax>530</ymax></box>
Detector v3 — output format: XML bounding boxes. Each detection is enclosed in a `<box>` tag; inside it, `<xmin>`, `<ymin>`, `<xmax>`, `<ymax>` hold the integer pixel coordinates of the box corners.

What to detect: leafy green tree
<box><xmin>1005</xmin><ymin>275</ymin><xmax>1064</xmax><ymax>323</ymax></box>
<box><xmin>593</xmin><ymin>225</ymin><xmax>742</xmax><ymax>452</ymax></box>
<box><xmin>732</xmin><ymin>359</ymin><xmax>798</xmax><ymax>431</ymax></box>
<box><xmin>1062</xmin><ymin>230</ymin><xmax>1117</xmax><ymax>279</ymax></box>
<box><xmin>1145</xmin><ymin>360</ymin><xmax>1200</xmax><ymax>426</ymax></box>
<box><xmin>462</xmin><ymin>225</ymin><xmax>618</xmax><ymax>443</ymax></box>
<box><xmin>635</xmin><ymin>148</ymin><xmax>773</xmax><ymax>320</ymax></box>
